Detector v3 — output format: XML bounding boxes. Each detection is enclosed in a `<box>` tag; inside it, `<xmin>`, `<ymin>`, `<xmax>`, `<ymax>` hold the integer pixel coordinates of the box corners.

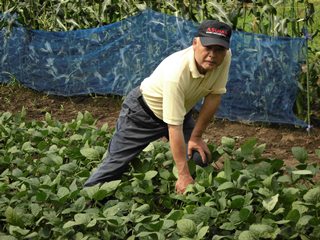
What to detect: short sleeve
<box><xmin>162</xmin><ymin>81</ymin><xmax>186</xmax><ymax>125</ymax></box>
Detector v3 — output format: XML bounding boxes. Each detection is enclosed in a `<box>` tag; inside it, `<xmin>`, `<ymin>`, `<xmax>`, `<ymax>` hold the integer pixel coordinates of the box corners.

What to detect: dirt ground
<box><xmin>1</xmin><ymin>83</ymin><xmax>319</xmax><ymax>167</ymax></box>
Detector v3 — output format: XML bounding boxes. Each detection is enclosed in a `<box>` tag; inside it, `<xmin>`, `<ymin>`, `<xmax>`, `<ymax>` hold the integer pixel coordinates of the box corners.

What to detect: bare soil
<box><xmin>1</xmin><ymin>83</ymin><xmax>319</xmax><ymax>167</ymax></box>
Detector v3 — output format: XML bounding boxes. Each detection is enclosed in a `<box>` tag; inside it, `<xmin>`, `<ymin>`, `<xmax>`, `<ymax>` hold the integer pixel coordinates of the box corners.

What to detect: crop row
<box><xmin>0</xmin><ymin>110</ymin><xmax>319</xmax><ymax>239</ymax></box>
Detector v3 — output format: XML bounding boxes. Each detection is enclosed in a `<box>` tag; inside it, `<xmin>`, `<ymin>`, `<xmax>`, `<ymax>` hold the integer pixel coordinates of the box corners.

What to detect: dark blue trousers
<box><xmin>84</xmin><ymin>87</ymin><xmax>195</xmax><ymax>187</ymax></box>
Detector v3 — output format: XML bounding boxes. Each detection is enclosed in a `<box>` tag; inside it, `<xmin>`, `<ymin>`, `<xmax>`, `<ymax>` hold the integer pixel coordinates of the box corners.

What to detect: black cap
<box><xmin>196</xmin><ymin>20</ymin><xmax>232</xmax><ymax>49</ymax></box>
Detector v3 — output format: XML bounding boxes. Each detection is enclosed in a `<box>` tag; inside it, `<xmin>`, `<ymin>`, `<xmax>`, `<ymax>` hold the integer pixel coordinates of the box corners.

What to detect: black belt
<box><xmin>137</xmin><ymin>95</ymin><xmax>165</xmax><ymax>124</ymax></box>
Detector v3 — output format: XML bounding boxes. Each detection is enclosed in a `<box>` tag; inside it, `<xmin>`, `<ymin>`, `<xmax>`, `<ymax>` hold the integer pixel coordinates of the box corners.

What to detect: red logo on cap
<box><xmin>206</xmin><ymin>27</ymin><xmax>227</xmax><ymax>37</ymax></box>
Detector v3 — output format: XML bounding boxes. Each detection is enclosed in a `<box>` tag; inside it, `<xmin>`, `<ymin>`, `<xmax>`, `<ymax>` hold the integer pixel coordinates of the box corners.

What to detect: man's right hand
<box><xmin>175</xmin><ymin>175</ymin><xmax>194</xmax><ymax>194</ymax></box>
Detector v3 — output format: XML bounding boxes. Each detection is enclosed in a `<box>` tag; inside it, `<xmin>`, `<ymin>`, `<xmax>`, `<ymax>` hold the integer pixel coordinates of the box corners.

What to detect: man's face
<box><xmin>192</xmin><ymin>37</ymin><xmax>227</xmax><ymax>74</ymax></box>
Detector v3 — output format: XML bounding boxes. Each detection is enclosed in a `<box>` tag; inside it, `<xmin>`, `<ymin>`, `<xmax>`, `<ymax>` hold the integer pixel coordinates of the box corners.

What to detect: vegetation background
<box><xmin>1</xmin><ymin>1</ymin><xmax>320</xmax><ymax>239</ymax></box>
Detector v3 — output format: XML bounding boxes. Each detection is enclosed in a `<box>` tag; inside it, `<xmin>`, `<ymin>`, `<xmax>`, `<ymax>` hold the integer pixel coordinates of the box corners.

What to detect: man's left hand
<box><xmin>187</xmin><ymin>137</ymin><xmax>212</xmax><ymax>165</ymax></box>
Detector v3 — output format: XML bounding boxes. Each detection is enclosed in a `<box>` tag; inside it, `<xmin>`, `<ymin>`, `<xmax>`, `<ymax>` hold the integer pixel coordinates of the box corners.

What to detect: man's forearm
<box><xmin>168</xmin><ymin>125</ymin><xmax>191</xmax><ymax>178</ymax></box>
<box><xmin>191</xmin><ymin>94</ymin><xmax>221</xmax><ymax>139</ymax></box>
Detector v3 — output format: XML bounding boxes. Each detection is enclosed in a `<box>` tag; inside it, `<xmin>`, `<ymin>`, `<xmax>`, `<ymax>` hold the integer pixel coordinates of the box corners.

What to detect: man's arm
<box><xmin>168</xmin><ymin>124</ymin><xmax>194</xmax><ymax>194</ymax></box>
<box><xmin>168</xmin><ymin>94</ymin><xmax>222</xmax><ymax>193</ymax></box>
<box><xmin>188</xmin><ymin>94</ymin><xmax>222</xmax><ymax>162</ymax></box>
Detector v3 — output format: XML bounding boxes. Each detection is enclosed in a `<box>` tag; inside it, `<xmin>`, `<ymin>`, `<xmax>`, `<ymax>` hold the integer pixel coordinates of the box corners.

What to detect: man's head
<box><xmin>196</xmin><ymin>20</ymin><xmax>232</xmax><ymax>49</ymax></box>
<box><xmin>192</xmin><ymin>20</ymin><xmax>232</xmax><ymax>74</ymax></box>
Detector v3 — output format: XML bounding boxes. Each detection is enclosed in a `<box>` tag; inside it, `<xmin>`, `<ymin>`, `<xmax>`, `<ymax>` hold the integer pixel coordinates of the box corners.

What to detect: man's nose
<box><xmin>208</xmin><ymin>49</ymin><xmax>217</xmax><ymax>57</ymax></box>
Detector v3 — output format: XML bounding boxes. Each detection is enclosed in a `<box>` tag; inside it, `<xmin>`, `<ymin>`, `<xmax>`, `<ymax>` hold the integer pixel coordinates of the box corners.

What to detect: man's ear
<box><xmin>192</xmin><ymin>37</ymin><xmax>198</xmax><ymax>49</ymax></box>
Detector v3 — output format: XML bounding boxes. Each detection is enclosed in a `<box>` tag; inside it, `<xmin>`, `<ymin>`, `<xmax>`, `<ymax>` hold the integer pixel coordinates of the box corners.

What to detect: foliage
<box><xmin>0</xmin><ymin>110</ymin><xmax>319</xmax><ymax>239</ymax></box>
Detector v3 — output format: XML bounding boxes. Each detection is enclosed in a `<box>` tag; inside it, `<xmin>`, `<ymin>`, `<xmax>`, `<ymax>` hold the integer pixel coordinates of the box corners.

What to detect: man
<box><xmin>84</xmin><ymin>20</ymin><xmax>232</xmax><ymax>194</ymax></box>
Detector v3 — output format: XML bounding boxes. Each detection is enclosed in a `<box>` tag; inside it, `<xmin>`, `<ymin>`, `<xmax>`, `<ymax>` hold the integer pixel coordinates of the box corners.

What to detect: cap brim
<box><xmin>200</xmin><ymin>37</ymin><xmax>229</xmax><ymax>49</ymax></box>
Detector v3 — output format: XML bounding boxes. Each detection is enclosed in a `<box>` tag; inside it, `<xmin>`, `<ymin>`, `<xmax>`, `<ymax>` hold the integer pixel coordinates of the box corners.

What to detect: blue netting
<box><xmin>0</xmin><ymin>9</ymin><xmax>307</xmax><ymax>126</ymax></box>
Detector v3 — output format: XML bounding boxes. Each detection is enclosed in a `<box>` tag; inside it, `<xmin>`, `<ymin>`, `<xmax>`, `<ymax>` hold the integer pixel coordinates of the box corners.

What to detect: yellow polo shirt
<box><xmin>140</xmin><ymin>46</ymin><xmax>231</xmax><ymax>125</ymax></box>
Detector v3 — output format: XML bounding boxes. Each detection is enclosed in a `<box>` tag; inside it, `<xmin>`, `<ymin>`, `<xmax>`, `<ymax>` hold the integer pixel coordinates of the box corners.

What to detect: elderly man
<box><xmin>84</xmin><ymin>20</ymin><xmax>232</xmax><ymax>194</ymax></box>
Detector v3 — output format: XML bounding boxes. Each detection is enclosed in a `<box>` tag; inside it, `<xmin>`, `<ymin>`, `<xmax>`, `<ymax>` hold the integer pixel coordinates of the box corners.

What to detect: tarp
<box><xmin>0</xmin><ymin>9</ymin><xmax>307</xmax><ymax>126</ymax></box>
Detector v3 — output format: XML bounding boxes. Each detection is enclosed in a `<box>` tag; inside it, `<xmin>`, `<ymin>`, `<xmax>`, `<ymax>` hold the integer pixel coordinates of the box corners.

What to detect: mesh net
<box><xmin>0</xmin><ymin>9</ymin><xmax>307</xmax><ymax>126</ymax></box>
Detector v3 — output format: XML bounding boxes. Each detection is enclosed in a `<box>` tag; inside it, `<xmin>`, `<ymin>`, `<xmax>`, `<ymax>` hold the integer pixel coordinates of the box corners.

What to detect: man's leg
<box><xmin>182</xmin><ymin>110</ymin><xmax>195</xmax><ymax>142</ymax></box>
<box><xmin>84</xmin><ymin>87</ymin><xmax>167</xmax><ymax>187</ymax></box>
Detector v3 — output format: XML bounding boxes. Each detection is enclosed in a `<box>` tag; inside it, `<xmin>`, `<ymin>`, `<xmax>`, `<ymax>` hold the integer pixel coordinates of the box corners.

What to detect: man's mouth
<box><xmin>206</xmin><ymin>61</ymin><xmax>216</xmax><ymax>65</ymax></box>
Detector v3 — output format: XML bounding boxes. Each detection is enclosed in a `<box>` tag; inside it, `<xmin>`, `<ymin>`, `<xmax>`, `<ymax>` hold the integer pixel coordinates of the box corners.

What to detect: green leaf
<box><xmin>144</xmin><ymin>170</ymin><xmax>158</xmax><ymax>180</ymax></box>
<box><xmin>177</xmin><ymin>219</ymin><xmax>196</xmax><ymax>237</ymax></box>
<box><xmin>239</xmin><ymin>230</ymin><xmax>255</xmax><ymax>240</ymax></box>
<box><xmin>253</xmin><ymin>143</ymin><xmax>266</xmax><ymax>158</ymax></box>
<box><xmin>172</xmin><ymin>166</ymin><xmax>178</xmax><ymax>179</ymax></box>
<box><xmin>159</xmin><ymin>169</ymin><xmax>171</xmax><ymax>180</ymax></box>
<box><xmin>275</xmin><ymin>219</ymin><xmax>290</xmax><ymax>224</ymax></box>
<box><xmin>100</xmin><ymin>180</ymin><xmax>121</xmax><ymax>192</ymax></box>
<box><xmin>258</xmin><ymin>187</ymin><xmax>272</xmax><ymax>197</ymax></box>
<box><xmin>21</xmin><ymin>141</ymin><xmax>36</xmax><ymax>152</ymax></box>
<box><xmin>30</xmin><ymin>203</ymin><xmax>42</xmax><ymax>217</ymax></box>
<box><xmin>292</xmin><ymin>170</ymin><xmax>313</xmax><ymax>175</ymax></box>
<box><xmin>145</xmin><ymin>220</ymin><xmax>164</xmax><ymax>231</ymax></box>
<box><xmin>229</xmin><ymin>210</ymin><xmax>241</xmax><ymax>224</ymax></box>
<box><xmin>303</xmin><ymin>187</ymin><xmax>320</xmax><ymax>203</ymax></box>
<box><xmin>240</xmin><ymin>138</ymin><xmax>257</xmax><ymax>156</ymax></box>
<box><xmin>63</xmin><ymin>221</ymin><xmax>78</xmax><ymax>228</ymax></box>
<box><xmin>74</xmin><ymin>213</ymin><xmax>91</xmax><ymax>225</ymax></box>
<box><xmin>12</xmin><ymin>168</ymin><xmax>23</xmax><ymax>178</ymax></box>
<box><xmin>282</xmin><ymin>188</ymin><xmax>300</xmax><ymax>204</ymax></box>
<box><xmin>262</xmin><ymin>172</ymin><xmax>278</xmax><ymax>188</ymax></box>
<box><xmin>5</xmin><ymin>207</ymin><xmax>24</xmax><ymax>227</ymax></box>
<box><xmin>136</xmin><ymin>231</ymin><xmax>165</xmax><ymax>239</ymax></box>
<box><xmin>87</xmin><ymin>218</ymin><xmax>97</xmax><ymax>228</ymax></box>
<box><xmin>36</xmin><ymin>190</ymin><xmax>48</xmax><ymax>201</ymax></box>
<box><xmin>220</xmin><ymin>222</ymin><xmax>236</xmax><ymax>230</ymax></box>
<box><xmin>89</xmin><ymin>180</ymin><xmax>121</xmax><ymax>201</ymax></box>
<box><xmin>63</xmin><ymin>213</ymin><xmax>92</xmax><ymax>228</ymax></box>
<box><xmin>162</xmin><ymin>219</ymin><xmax>175</xmax><ymax>230</ymax></box>
<box><xmin>223</xmin><ymin>158</ymin><xmax>232</xmax><ymax>181</ymax></box>
<box><xmin>81</xmin><ymin>184</ymin><xmax>99</xmax><ymax>199</ymax></box>
<box><xmin>292</xmin><ymin>201</ymin><xmax>309</xmax><ymax>215</ymax></box>
<box><xmin>193</xmin><ymin>206</ymin><xmax>217</xmax><ymax>224</ymax></box>
<box><xmin>73</xmin><ymin>197</ymin><xmax>86</xmax><ymax>212</ymax></box>
<box><xmin>277</xmin><ymin>175</ymin><xmax>291</xmax><ymax>183</ymax></box>
<box><xmin>9</xmin><ymin>226</ymin><xmax>30</xmax><ymax>236</ymax></box>
<box><xmin>82</xmin><ymin>111</ymin><xmax>95</xmax><ymax>124</ymax></box>
<box><xmin>249</xmin><ymin>224</ymin><xmax>275</xmax><ymax>238</ymax></box>
<box><xmin>165</xmin><ymin>210</ymin><xmax>184</xmax><ymax>221</ymax></box>
<box><xmin>286</xmin><ymin>209</ymin><xmax>300</xmax><ymax>223</ymax></box>
<box><xmin>262</xmin><ymin>194</ymin><xmax>279</xmax><ymax>211</ymax></box>
<box><xmin>8</xmin><ymin>146</ymin><xmax>20</xmax><ymax>154</ymax></box>
<box><xmin>297</xmin><ymin>215</ymin><xmax>313</xmax><ymax>227</ymax></box>
<box><xmin>80</xmin><ymin>147</ymin><xmax>100</xmax><ymax>160</ymax></box>
<box><xmin>230</xmin><ymin>196</ymin><xmax>245</xmax><ymax>209</ymax></box>
<box><xmin>291</xmin><ymin>147</ymin><xmax>308</xmax><ymax>163</ymax></box>
<box><xmin>143</xmin><ymin>142</ymin><xmax>154</xmax><ymax>152</ymax></box>
<box><xmin>134</xmin><ymin>204</ymin><xmax>150</xmax><ymax>214</ymax></box>
<box><xmin>46</xmin><ymin>153</ymin><xmax>63</xmax><ymax>166</ymax></box>
<box><xmin>198</xmin><ymin>226</ymin><xmax>209</xmax><ymax>239</ymax></box>
<box><xmin>271</xmin><ymin>159</ymin><xmax>284</xmax><ymax>171</ymax></box>
<box><xmin>217</xmin><ymin>181</ymin><xmax>234</xmax><ymax>191</ymax></box>
<box><xmin>57</xmin><ymin>187</ymin><xmax>70</xmax><ymax>199</ymax></box>
<box><xmin>45</xmin><ymin>112</ymin><xmax>52</xmax><ymax>122</ymax></box>
<box><xmin>221</xmin><ymin>136</ymin><xmax>235</xmax><ymax>149</ymax></box>
<box><xmin>315</xmin><ymin>149</ymin><xmax>320</xmax><ymax>158</ymax></box>
<box><xmin>59</xmin><ymin>162</ymin><xmax>78</xmax><ymax>173</ymax></box>
<box><xmin>239</xmin><ymin>208</ymin><xmax>251</xmax><ymax>221</ymax></box>
<box><xmin>69</xmin><ymin>134</ymin><xmax>83</xmax><ymax>141</ymax></box>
